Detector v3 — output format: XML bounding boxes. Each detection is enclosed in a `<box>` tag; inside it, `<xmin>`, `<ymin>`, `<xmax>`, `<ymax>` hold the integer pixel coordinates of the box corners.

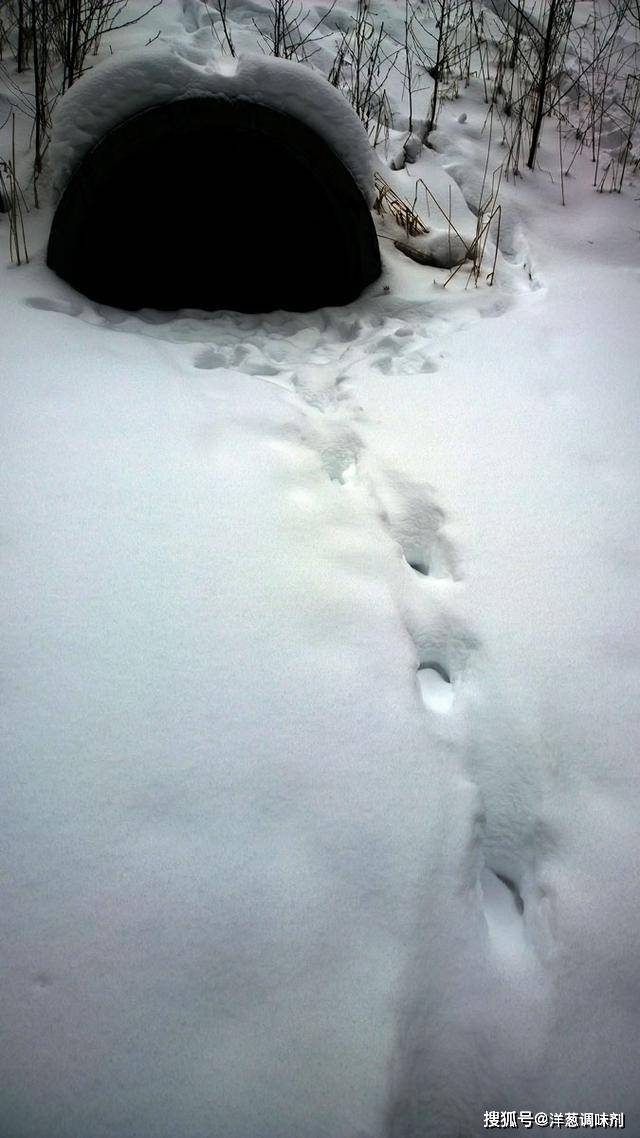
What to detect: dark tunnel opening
<box><xmin>47</xmin><ymin>98</ymin><xmax>382</xmax><ymax>314</ymax></box>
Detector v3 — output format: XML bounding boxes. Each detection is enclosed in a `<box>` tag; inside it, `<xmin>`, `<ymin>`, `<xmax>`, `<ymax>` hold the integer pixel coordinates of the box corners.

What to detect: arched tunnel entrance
<box><xmin>47</xmin><ymin>97</ymin><xmax>382</xmax><ymax>313</ymax></box>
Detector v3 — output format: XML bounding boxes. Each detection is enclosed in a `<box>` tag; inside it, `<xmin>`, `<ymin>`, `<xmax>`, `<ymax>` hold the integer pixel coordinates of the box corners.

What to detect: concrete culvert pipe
<box><xmin>46</xmin><ymin>54</ymin><xmax>382</xmax><ymax>314</ymax></box>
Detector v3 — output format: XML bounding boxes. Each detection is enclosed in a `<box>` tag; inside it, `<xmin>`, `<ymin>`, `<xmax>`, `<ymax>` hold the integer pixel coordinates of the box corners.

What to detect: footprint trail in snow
<box><xmin>21</xmin><ymin>285</ymin><xmax>557</xmax><ymax>1138</ymax></box>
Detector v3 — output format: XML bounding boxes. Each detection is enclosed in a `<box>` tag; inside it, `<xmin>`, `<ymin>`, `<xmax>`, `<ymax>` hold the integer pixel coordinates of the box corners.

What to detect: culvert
<box><xmin>46</xmin><ymin>51</ymin><xmax>382</xmax><ymax>314</ymax></box>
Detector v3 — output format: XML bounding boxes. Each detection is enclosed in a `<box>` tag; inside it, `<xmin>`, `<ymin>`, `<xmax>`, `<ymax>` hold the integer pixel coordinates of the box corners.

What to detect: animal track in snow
<box><xmin>284</xmin><ymin>413</ymin><xmax>363</xmax><ymax>485</ymax></box>
<box><xmin>480</xmin><ymin>865</ymin><xmax>528</xmax><ymax>956</ymax></box>
<box><xmin>369</xmin><ymin>471</ymin><xmax>474</xmax><ymax>720</ymax></box>
<box><xmin>374</xmin><ymin>474</ymin><xmax>459</xmax><ymax>583</ymax></box>
<box><xmin>406</xmin><ymin>555</ymin><xmax>430</xmax><ymax>576</ymax></box>
<box><xmin>320</xmin><ymin>430</ymin><xmax>362</xmax><ymax>483</ymax></box>
<box><xmin>193</xmin><ymin>344</ymin><xmax>292</xmax><ymax>385</ymax></box>
<box><xmin>416</xmin><ymin>661</ymin><xmax>454</xmax><ymax>713</ymax></box>
<box><xmin>25</xmin><ymin>296</ymin><xmax>83</xmax><ymax>317</ymax></box>
<box><xmin>401</xmin><ymin>533</ymin><xmax>456</xmax><ymax>580</ymax></box>
<box><xmin>374</xmin><ymin>349</ymin><xmax>438</xmax><ymax>376</ymax></box>
<box><xmin>491</xmin><ymin>869</ymin><xmax>525</xmax><ymax>915</ymax></box>
<box><xmin>409</xmin><ymin>612</ymin><xmax>478</xmax><ymax>717</ymax></box>
<box><xmin>193</xmin><ymin>347</ymin><xmax>227</xmax><ymax>370</ymax></box>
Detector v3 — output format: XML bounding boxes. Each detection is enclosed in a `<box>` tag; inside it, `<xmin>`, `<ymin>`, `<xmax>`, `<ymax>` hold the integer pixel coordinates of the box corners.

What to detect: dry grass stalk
<box><xmin>0</xmin><ymin>113</ymin><xmax>29</xmax><ymax>264</ymax></box>
<box><xmin>373</xmin><ymin>171</ymin><xmax>429</xmax><ymax>236</ymax></box>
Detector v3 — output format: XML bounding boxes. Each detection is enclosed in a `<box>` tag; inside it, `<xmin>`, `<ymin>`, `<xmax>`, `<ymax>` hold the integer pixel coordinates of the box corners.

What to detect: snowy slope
<box><xmin>2</xmin><ymin>2</ymin><xmax>640</xmax><ymax>1136</ymax></box>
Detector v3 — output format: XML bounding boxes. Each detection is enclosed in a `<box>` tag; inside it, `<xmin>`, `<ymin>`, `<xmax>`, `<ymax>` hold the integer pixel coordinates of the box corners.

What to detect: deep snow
<box><xmin>49</xmin><ymin>45</ymin><xmax>376</xmax><ymax>204</ymax></box>
<box><xmin>1</xmin><ymin>1</ymin><xmax>640</xmax><ymax>1136</ymax></box>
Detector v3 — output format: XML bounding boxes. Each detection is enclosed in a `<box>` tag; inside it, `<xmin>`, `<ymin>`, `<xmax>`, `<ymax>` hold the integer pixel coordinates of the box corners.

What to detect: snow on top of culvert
<box><xmin>49</xmin><ymin>44</ymin><xmax>376</xmax><ymax>204</ymax></box>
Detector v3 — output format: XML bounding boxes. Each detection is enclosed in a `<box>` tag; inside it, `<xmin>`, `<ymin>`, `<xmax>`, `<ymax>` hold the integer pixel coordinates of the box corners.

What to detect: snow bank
<box><xmin>49</xmin><ymin>44</ymin><xmax>376</xmax><ymax>204</ymax></box>
<box><xmin>4</xmin><ymin>1</ymin><xmax>640</xmax><ymax>1133</ymax></box>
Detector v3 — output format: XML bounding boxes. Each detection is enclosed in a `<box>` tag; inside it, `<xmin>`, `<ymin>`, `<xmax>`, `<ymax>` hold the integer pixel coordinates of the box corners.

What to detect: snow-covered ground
<box><xmin>2</xmin><ymin>2</ymin><xmax>639</xmax><ymax>1136</ymax></box>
